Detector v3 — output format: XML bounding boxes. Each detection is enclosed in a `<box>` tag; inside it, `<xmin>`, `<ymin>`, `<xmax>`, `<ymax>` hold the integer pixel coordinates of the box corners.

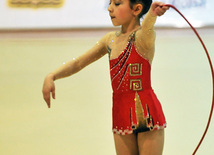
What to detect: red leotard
<box><xmin>109</xmin><ymin>32</ymin><xmax>166</xmax><ymax>135</ymax></box>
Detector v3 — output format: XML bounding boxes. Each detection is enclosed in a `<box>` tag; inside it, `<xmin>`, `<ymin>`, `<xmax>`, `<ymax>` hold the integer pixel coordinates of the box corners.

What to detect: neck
<box><xmin>121</xmin><ymin>19</ymin><xmax>141</xmax><ymax>34</ymax></box>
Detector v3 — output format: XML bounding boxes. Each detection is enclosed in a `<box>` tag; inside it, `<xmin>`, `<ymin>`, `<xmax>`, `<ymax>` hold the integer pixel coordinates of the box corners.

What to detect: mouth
<box><xmin>110</xmin><ymin>16</ymin><xmax>115</xmax><ymax>19</ymax></box>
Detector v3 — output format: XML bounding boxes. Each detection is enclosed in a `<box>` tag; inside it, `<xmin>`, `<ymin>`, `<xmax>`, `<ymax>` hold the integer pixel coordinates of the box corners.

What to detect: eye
<box><xmin>115</xmin><ymin>2</ymin><xmax>121</xmax><ymax>6</ymax></box>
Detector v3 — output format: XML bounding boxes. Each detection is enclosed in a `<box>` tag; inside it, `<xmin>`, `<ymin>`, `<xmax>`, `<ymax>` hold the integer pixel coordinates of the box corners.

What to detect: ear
<box><xmin>133</xmin><ymin>4</ymin><xmax>143</xmax><ymax>17</ymax></box>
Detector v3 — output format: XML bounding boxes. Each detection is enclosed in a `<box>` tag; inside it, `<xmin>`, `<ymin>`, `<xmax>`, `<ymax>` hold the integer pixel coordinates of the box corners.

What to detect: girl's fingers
<box><xmin>42</xmin><ymin>74</ymin><xmax>55</xmax><ymax>108</ymax></box>
<box><xmin>52</xmin><ymin>88</ymin><xmax>56</xmax><ymax>99</ymax></box>
<box><xmin>46</xmin><ymin>98</ymin><xmax>51</xmax><ymax>108</ymax></box>
<box><xmin>156</xmin><ymin>5</ymin><xmax>168</xmax><ymax>16</ymax></box>
<box><xmin>162</xmin><ymin>6</ymin><xmax>169</xmax><ymax>10</ymax></box>
<box><xmin>43</xmin><ymin>88</ymin><xmax>51</xmax><ymax>108</ymax></box>
<box><xmin>44</xmin><ymin>93</ymin><xmax>51</xmax><ymax>108</ymax></box>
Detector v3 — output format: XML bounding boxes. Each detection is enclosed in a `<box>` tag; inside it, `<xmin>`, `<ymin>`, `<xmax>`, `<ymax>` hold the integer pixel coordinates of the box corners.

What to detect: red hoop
<box><xmin>163</xmin><ymin>4</ymin><xmax>214</xmax><ymax>155</ymax></box>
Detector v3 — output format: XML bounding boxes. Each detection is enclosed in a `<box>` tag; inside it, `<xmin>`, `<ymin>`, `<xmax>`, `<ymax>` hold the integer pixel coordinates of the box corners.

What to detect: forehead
<box><xmin>110</xmin><ymin>0</ymin><xmax>128</xmax><ymax>2</ymax></box>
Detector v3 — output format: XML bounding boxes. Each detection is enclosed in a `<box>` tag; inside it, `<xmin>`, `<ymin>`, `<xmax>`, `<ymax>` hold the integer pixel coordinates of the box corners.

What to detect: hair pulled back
<box><xmin>129</xmin><ymin>0</ymin><xmax>152</xmax><ymax>18</ymax></box>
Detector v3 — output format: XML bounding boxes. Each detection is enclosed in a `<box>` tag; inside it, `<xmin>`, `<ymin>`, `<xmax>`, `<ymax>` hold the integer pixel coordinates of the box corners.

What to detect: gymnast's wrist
<box><xmin>47</xmin><ymin>73</ymin><xmax>56</xmax><ymax>81</ymax></box>
<box><xmin>148</xmin><ymin>10</ymin><xmax>157</xmax><ymax>18</ymax></box>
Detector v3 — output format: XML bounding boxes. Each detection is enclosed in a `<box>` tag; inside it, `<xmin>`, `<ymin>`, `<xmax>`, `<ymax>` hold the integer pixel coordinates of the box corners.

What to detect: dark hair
<box><xmin>129</xmin><ymin>0</ymin><xmax>152</xmax><ymax>18</ymax></box>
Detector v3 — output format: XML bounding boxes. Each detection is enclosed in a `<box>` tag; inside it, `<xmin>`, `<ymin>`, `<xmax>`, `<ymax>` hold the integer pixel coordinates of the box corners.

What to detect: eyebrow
<box><xmin>111</xmin><ymin>0</ymin><xmax>123</xmax><ymax>2</ymax></box>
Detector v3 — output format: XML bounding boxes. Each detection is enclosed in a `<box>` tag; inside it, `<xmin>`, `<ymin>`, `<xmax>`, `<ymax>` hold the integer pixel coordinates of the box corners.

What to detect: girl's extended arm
<box><xmin>51</xmin><ymin>41</ymin><xmax>107</xmax><ymax>80</ymax></box>
<box><xmin>42</xmin><ymin>35</ymin><xmax>108</xmax><ymax>108</ymax></box>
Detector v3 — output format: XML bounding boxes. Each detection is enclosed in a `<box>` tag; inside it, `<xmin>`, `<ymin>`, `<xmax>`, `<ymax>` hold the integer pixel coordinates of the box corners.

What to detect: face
<box><xmin>108</xmin><ymin>0</ymin><xmax>134</xmax><ymax>26</ymax></box>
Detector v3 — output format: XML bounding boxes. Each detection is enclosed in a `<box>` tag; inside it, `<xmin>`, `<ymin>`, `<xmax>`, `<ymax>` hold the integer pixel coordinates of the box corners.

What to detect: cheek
<box><xmin>118</xmin><ymin>8</ymin><xmax>132</xmax><ymax>19</ymax></box>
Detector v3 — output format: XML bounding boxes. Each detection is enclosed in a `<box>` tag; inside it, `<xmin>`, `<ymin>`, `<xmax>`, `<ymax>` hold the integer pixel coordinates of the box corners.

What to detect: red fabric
<box><xmin>109</xmin><ymin>35</ymin><xmax>166</xmax><ymax>135</ymax></box>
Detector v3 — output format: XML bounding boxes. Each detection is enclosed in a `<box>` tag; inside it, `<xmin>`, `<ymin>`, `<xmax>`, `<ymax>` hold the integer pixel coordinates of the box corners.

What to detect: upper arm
<box><xmin>76</xmin><ymin>33</ymin><xmax>110</xmax><ymax>69</ymax></box>
<box><xmin>137</xmin><ymin>11</ymin><xmax>157</xmax><ymax>51</ymax></box>
<box><xmin>134</xmin><ymin>14</ymin><xmax>157</xmax><ymax>64</ymax></box>
<box><xmin>135</xmin><ymin>29</ymin><xmax>155</xmax><ymax>64</ymax></box>
<box><xmin>136</xmin><ymin>28</ymin><xmax>156</xmax><ymax>51</ymax></box>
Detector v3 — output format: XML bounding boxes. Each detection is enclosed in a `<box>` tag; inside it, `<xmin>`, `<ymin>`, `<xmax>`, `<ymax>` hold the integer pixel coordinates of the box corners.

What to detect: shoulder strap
<box><xmin>128</xmin><ymin>31</ymin><xmax>136</xmax><ymax>42</ymax></box>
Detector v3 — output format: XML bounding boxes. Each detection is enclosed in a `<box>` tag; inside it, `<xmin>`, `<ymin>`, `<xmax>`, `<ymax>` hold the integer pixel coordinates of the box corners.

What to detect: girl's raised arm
<box><xmin>139</xmin><ymin>2</ymin><xmax>169</xmax><ymax>50</ymax></box>
<box><xmin>42</xmin><ymin>34</ymin><xmax>109</xmax><ymax>108</ymax></box>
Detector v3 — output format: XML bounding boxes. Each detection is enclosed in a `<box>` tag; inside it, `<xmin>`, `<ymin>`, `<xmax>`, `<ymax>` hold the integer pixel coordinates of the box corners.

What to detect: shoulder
<box><xmin>103</xmin><ymin>31</ymin><xmax>116</xmax><ymax>41</ymax></box>
<box><xmin>99</xmin><ymin>31</ymin><xmax>117</xmax><ymax>47</ymax></box>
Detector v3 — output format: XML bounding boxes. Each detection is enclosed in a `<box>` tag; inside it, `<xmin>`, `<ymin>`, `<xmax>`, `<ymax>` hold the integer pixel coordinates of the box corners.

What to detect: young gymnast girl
<box><xmin>43</xmin><ymin>0</ymin><xmax>169</xmax><ymax>154</ymax></box>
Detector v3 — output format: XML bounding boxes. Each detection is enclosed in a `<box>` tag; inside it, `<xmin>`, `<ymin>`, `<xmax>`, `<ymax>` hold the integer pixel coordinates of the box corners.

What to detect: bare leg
<box><xmin>137</xmin><ymin>129</ymin><xmax>165</xmax><ymax>155</ymax></box>
<box><xmin>113</xmin><ymin>133</ymin><xmax>139</xmax><ymax>155</ymax></box>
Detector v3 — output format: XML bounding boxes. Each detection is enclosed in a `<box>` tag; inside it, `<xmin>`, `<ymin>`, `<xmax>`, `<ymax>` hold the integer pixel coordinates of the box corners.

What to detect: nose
<box><xmin>108</xmin><ymin>3</ymin><xmax>113</xmax><ymax>12</ymax></box>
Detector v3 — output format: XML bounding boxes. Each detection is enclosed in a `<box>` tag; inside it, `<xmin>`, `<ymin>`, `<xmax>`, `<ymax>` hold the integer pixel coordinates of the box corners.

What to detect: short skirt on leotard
<box><xmin>112</xmin><ymin>89</ymin><xmax>166</xmax><ymax>135</ymax></box>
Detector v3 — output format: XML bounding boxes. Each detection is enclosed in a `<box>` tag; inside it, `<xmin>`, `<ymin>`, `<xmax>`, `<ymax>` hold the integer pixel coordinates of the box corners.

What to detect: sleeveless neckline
<box><xmin>109</xmin><ymin>31</ymin><xmax>137</xmax><ymax>61</ymax></box>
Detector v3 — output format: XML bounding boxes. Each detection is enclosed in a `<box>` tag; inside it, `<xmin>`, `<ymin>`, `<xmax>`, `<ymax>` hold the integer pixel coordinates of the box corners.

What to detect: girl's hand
<box><xmin>149</xmin><ymin>1</ymin><xmax>169</xmax><ymax>17</ymax></box>
<box><xmin>42</xmin><ymin>73</ymin><xmax>56</xmax><ymax>108</ymax></box>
